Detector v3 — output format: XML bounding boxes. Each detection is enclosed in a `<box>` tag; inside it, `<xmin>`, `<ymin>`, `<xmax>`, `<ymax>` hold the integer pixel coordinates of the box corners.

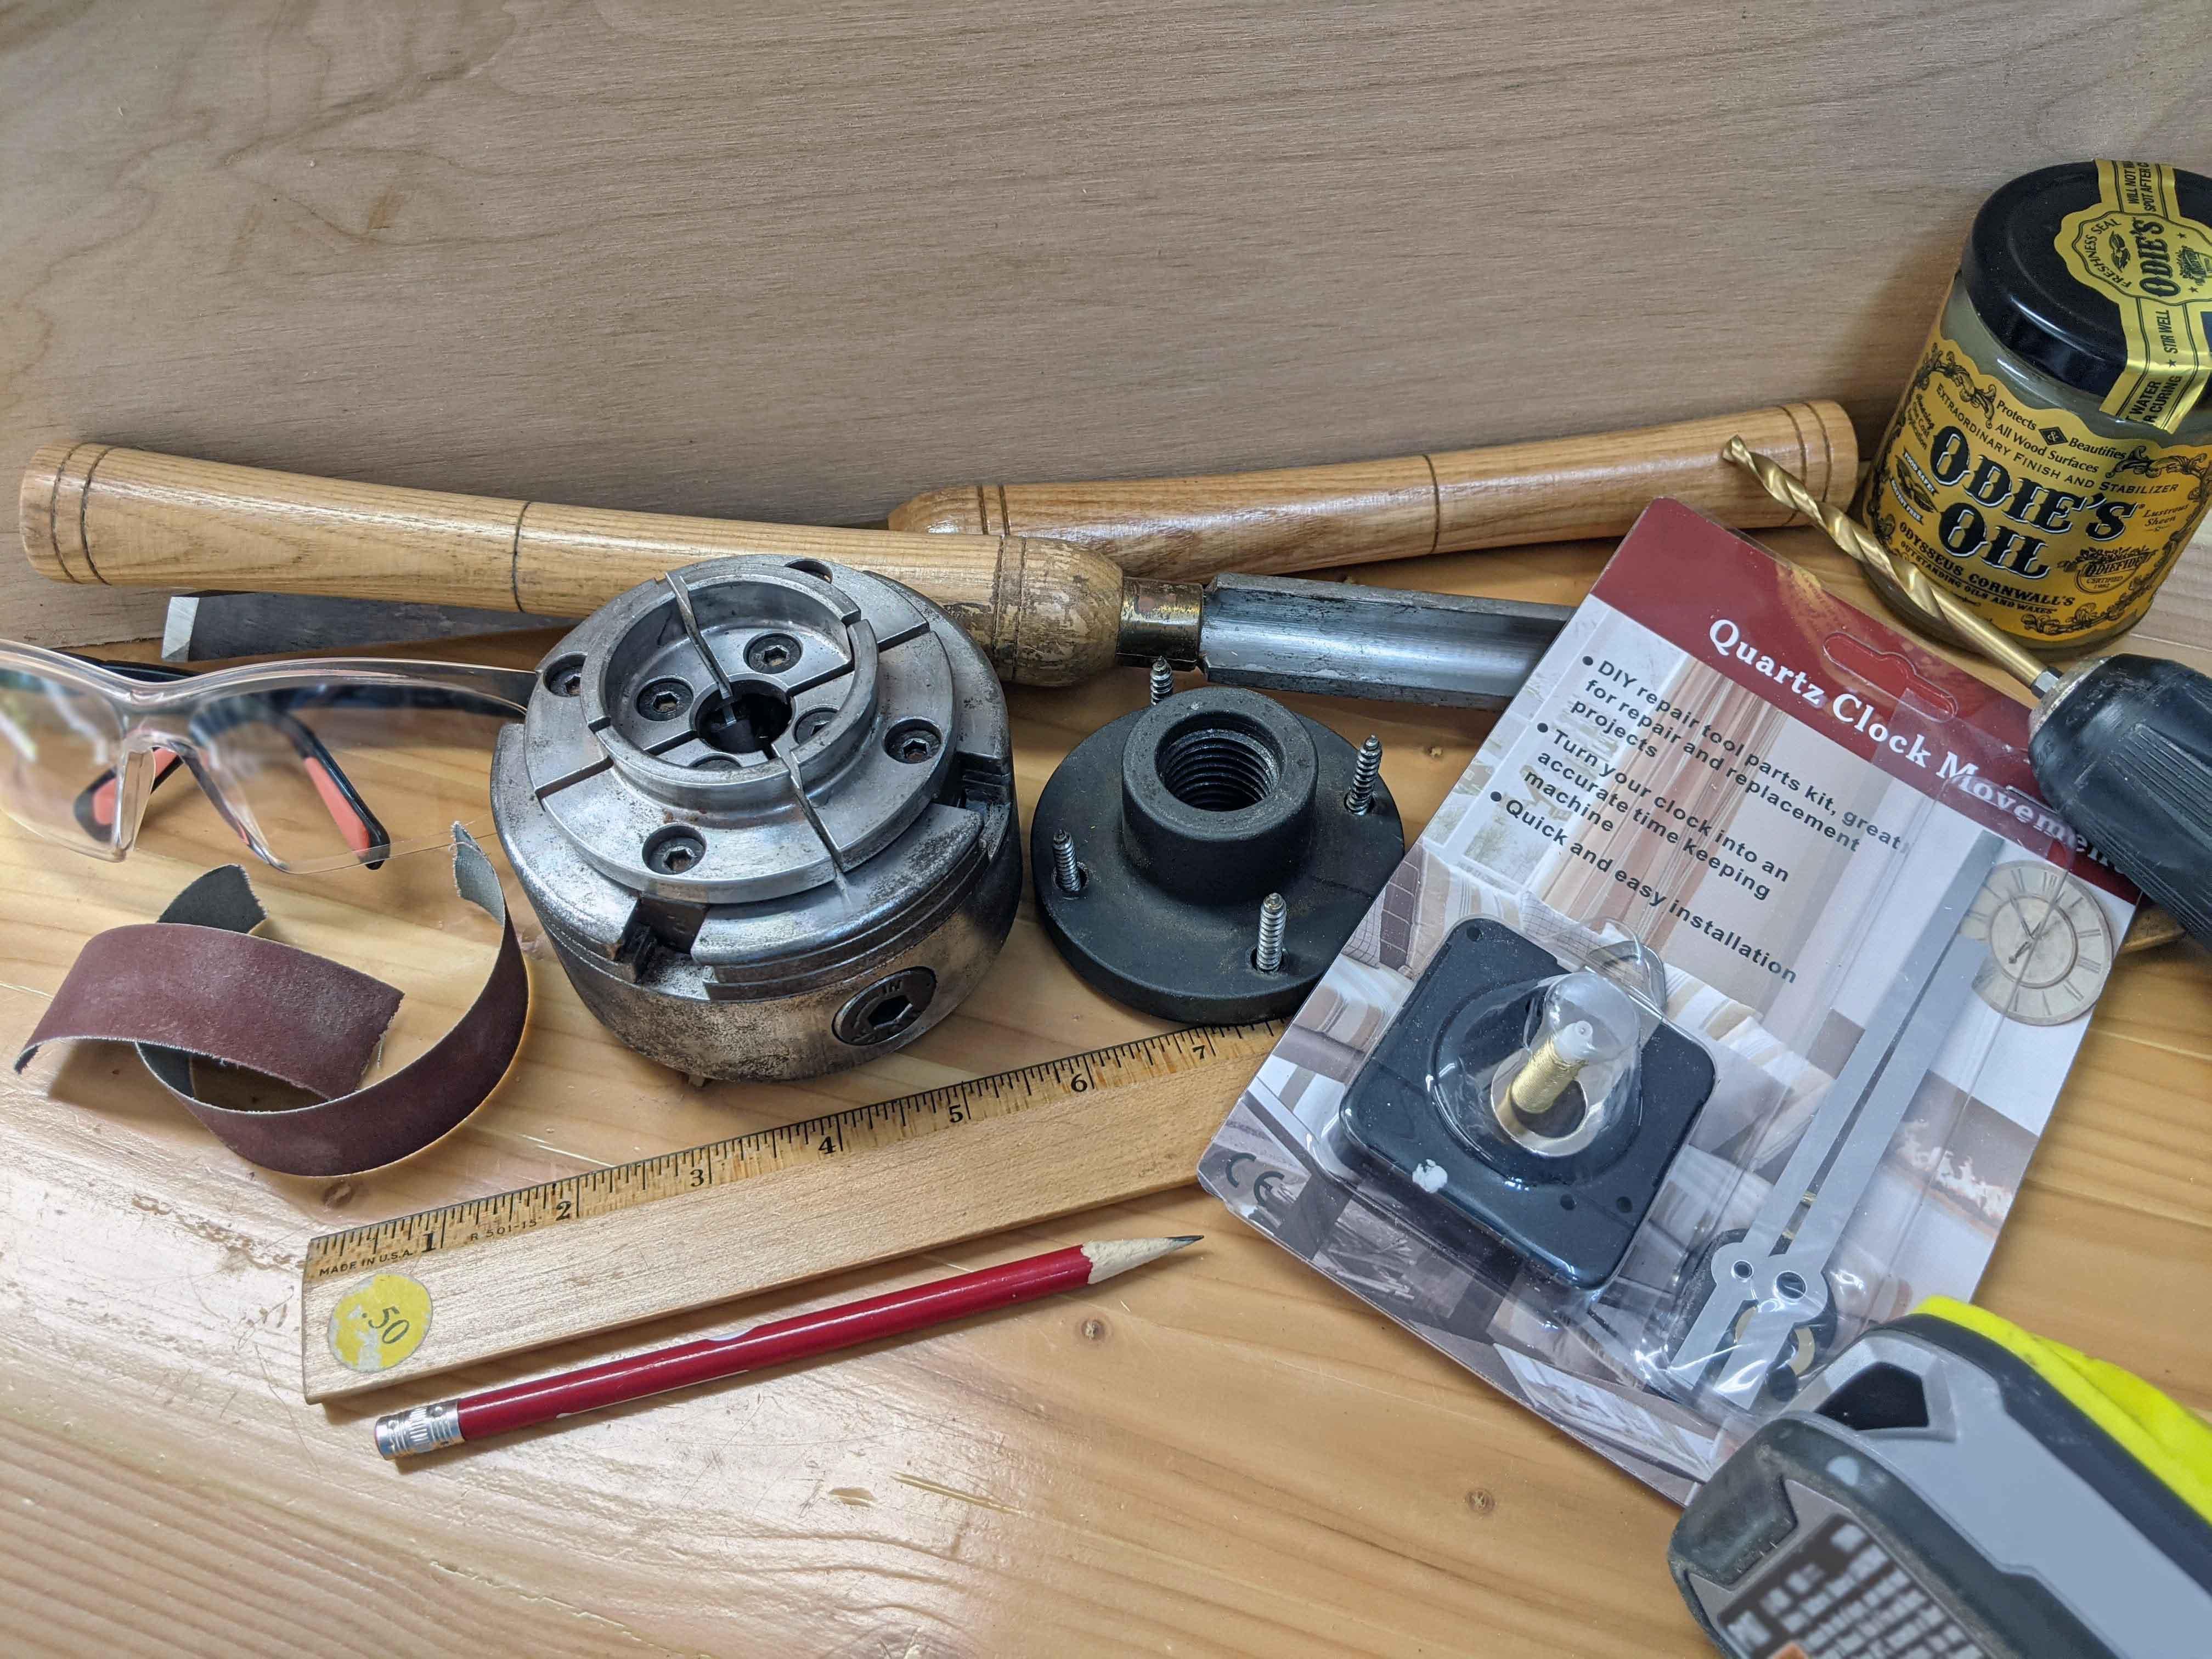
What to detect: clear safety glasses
<box><xmin>0</xmin><ymin>642</ymin><xmax>537</xmax><ymax>872</ymax></box>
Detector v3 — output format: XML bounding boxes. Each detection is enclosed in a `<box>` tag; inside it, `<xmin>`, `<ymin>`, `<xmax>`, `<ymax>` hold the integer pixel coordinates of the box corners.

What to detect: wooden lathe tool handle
<box><xmin>888</xmin><ymin>400</ymin><xmax>1857</xmax><ymax>580</ymax></box>
<box><xmin>20</xmin><ymin>444</ymin><xmax>1125</xmax><ymax>687</ymax></box>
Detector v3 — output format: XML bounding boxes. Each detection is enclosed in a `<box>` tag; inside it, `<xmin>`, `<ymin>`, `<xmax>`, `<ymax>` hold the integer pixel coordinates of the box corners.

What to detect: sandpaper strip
<box><xmin>16</xmin><ymin>830</ymin><xmax>528</xmax><ymax>1176</ymax></box>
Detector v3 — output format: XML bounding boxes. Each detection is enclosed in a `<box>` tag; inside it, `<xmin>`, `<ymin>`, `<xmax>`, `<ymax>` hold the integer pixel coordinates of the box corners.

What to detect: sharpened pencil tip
<box><xmin>1081</xmin><ymin>1235</ymin><xmax>1203</xmax><ymax>1283</ymax></box>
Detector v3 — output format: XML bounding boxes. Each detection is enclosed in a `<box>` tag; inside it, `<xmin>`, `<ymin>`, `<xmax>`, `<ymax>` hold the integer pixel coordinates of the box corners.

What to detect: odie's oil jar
<box><xmin>1859</xmin><ymin>161</ymin><xmax>2212</xmax><ymax>654</ymax></box>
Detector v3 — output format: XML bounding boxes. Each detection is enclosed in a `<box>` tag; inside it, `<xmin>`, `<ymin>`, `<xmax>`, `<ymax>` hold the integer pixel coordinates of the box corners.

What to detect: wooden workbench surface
<box><xmin>5</xmin><ymin>534</ymin><xmax>2208</xmax><ymax>1657</ymax></box>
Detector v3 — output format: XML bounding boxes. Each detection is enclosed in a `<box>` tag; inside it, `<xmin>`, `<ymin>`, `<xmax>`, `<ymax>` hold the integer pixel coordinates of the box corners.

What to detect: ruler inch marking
<box><xmin>299</xmin><ymin>1023</ymin><xmax>1278</xmax><ymax>1284</ymax></box>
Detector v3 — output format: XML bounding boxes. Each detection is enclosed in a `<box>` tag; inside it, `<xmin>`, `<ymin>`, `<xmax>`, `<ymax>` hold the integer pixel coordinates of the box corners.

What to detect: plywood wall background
<box><xmin>4</xmin><ymin>1</ymin><xmax>2209</xmax><ymax>646</ymax></box>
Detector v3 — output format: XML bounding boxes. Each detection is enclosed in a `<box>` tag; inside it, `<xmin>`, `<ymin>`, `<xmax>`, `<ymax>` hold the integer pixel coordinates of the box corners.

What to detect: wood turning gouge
<box><xmin>42</xmin><ymin>403</ymin><xmax>1850</xmax><ymax>668</ymax></box>
<box><xmin>23</xmin><ymin>406</ymin><xmax>1848</xmax><ymax>699</ymax></box>
<box><xmin>21</xmin><ymin>443</ymin><xmax>1570</xmax><ymax>706</ymax></box>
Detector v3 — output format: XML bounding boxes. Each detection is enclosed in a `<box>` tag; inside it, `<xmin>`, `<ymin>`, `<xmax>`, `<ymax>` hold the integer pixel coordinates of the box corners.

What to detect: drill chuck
<box><xmin>2031</xmin><ymin>654</ymin><xmax>2212</xmax><ymax>951</ymax></box>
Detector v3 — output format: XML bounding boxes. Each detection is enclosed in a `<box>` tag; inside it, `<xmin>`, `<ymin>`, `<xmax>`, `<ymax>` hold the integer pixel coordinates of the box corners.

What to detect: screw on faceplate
<box><xmin>1345</xmin><ymin>734</ymin><xmax>1383</xmax><ymax>815</ymax></box>
<box><xmin>1149</xmin><ymin>658</ymin><xmax>1175</xmax><ymax>706</ymax></box>
<box><xmin>1050</xmin><ymin>829</ymin><xmax>1086</xmax><ymax>895</ymax></box>
<box><xmin>1254</xmin><ymin>892</ymin><xmax>1287</xmax><ymax>973</ymax></box>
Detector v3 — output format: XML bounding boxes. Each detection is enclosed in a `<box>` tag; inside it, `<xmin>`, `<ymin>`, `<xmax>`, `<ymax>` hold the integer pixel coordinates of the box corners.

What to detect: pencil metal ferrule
<box><xmin>374</xmin><ymin>1401</ymin><xmax>465</xmax><ymax>1460</ymax></box>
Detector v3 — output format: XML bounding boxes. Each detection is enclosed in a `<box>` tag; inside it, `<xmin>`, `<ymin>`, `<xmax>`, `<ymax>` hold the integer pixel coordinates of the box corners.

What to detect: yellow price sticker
<box><xmin>327</xmin><ymin>1273</ymin><xmax>433</xmax><ymax>1374</ymax></box>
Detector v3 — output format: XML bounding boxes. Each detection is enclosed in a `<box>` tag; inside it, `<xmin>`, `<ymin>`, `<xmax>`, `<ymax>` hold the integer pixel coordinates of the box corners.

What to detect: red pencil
<box><xmin>373</xmin><ymin>1235</ymin><xmax>1199</xmax><ymax>1458</ymax></box>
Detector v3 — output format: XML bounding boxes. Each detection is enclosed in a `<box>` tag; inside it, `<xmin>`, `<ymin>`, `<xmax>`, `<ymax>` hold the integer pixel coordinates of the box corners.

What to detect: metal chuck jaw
<box><xmin>1030</xmin><ymin>685</ymin><xmax>1404</xmax><ymax>1023</ymax></box>
<box><xmin>491</xmin><ymin>556</ymin><xmax>1022</xmax><ymax>1081</ymax></box>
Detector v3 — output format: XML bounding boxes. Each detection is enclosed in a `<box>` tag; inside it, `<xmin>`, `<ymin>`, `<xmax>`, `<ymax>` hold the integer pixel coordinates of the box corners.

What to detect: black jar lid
<box><xmin>1961</xmin><ymin>160</ymin><xmax>2212</xmax><ymax>403</ymax></box>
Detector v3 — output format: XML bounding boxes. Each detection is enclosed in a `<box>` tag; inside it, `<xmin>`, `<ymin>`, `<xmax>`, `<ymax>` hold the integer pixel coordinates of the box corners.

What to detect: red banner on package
<box><xmin>1590</xmin><ymin>500</ymin><xmax>2135</xmax><ymax>900</ymax></box>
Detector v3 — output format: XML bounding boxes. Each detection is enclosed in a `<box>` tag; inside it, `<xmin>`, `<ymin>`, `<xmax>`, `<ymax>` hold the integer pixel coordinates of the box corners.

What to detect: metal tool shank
<box><xmin>1186</xmin><ymin>573</ymin><xmax>1570</xmax><ymax>709</ymax></box>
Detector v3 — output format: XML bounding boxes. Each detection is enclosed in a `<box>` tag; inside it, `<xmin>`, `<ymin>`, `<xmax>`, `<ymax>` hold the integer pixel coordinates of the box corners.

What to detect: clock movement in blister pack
<box><xmin>1337</xmin><ymin>919</ymin><xmax>1716</xmax><ymax>1290</ymax></box>
<box><xmin>1199</xmin><ymin>501</ymin><xmax>2136</xmax><ymax>1503</ymax></box>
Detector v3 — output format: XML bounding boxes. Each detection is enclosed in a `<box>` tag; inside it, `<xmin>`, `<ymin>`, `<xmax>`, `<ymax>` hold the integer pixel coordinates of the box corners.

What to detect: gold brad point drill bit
<box><xmin>1726</xmin><ymin>438</ymin><xmax>2197</xmax><ymax>956</ymax></box>
<box><xmin>1721</xmin><ymin>437</ymin><xmax>2058</xmax><ymax>698</ymax></box>
<box><xmin>1508</xmin><ymin>1020</ymin><xmax>1599</xmax><ymax>1116</ymax></box>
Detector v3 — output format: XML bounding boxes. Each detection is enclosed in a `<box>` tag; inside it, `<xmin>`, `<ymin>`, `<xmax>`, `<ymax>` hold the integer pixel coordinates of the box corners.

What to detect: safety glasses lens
<box><xmin>188</xmin><ymin>686</ymin><xmax>515</xmax><ymax>871</ymax></box>
<box><xmin>0</xmin><ymin>668</ymin><xmax>128</xmax><ymax>855</ymax></box>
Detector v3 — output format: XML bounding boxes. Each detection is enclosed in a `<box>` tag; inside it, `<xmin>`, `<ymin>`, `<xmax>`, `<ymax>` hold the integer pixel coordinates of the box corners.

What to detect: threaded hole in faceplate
<box><xmin>1156</xmin><ymin>726</ymin><xmax>1279</xmax><ymax>811</ymax></box>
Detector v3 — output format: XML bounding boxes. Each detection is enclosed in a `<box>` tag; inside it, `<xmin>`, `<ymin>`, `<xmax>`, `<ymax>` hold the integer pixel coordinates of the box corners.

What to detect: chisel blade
<box><xmin>163</xmin><ymin>594</ymin><xmax>563</xmax><ymax>662</ymax></box>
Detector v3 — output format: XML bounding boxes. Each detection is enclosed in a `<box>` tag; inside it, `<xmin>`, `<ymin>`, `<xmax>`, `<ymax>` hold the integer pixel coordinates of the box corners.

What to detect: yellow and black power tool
<box><xmin>1671</xmin><ymin>1299</ymin><xmax>2212</xmax><ymax>1658</ymax></box>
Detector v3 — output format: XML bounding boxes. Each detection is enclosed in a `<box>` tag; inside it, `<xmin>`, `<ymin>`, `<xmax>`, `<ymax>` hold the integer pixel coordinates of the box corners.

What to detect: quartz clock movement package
<box><xmin>1198</xmin><ymin>499</ymin><xmax>2135</xmax><ymax>1500</ymax></box>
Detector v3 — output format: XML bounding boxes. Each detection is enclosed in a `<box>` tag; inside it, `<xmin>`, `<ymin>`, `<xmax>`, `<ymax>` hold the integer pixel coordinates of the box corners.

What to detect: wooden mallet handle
<box><xmin>20</xmin><ymin>443</ymin><xmax>1125</xmax><ymax>687</ymax></box>
<box><xmin>888</xmin><ymin>400</ymin><xmax>1857</xmax><ymax>580</ymax></box>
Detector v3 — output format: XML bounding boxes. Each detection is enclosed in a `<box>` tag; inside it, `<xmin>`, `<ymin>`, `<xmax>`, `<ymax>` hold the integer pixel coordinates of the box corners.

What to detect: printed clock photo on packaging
<box><xmin>1199</xmin><ymin>499</ymin><xmax>2135</xmax><ymax>1501</ymax></box>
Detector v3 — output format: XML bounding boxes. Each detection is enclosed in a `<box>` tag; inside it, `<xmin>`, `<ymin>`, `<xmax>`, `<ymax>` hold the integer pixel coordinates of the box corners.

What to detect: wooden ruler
<box><xmin>300</xmin><ymin>1023</ymin><xmax>1277</xmax><ymax>1401</ymax></box>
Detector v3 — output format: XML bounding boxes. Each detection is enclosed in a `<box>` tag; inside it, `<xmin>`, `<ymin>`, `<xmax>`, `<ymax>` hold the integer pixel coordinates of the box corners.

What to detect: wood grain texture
<box><xmin>23</xmin><ymin>416</ymin><xmax>1842</xmax><ymax>685</ymax></box>
<box><xmin>5</xmin><ymin>3</ymin><xmax>2210</xmax><ymax>649</ymax></box>
<box><xmin>2124</xmin><ymin>534</ymin><xmax>2212</xmax><ymax>676</ymax></box>
<box><xmin>888</xmin><ymin>401</ymin><xmax>1855</xmax><ymax>578</ymax></box>
<box><xmin>19</xmin><ymin>442</ymin><xmax>1130</xmax><ymax>686</ymax></box>
<box><xmin>298</xmin><ymin>1032</ymin><xmax>1274</xmax><ymax>1401</ymax></box>
<box><xmin>4</xmin><ymin>527</ymin><xmax>2208</xmax><ymax>1657</ymax></box>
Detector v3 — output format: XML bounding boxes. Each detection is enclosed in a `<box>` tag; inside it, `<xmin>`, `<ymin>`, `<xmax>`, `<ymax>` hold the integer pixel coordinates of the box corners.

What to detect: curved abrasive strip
<box><xmin>16</xmin><ymin>829</ymin><xmax>528</xmax><ymax>1176</ymax></box>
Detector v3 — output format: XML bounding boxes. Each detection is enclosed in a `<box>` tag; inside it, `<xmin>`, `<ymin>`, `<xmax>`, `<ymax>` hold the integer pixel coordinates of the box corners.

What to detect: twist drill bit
<box><xmin>1725</xmin><ymin>437</ymin><xmax>2212</xmax><ymax>953</ymax></box>
<box><xmin>1722</xmin><ymin>437</ymin><xmax>2057</xmax><ymax>696</ymax></box>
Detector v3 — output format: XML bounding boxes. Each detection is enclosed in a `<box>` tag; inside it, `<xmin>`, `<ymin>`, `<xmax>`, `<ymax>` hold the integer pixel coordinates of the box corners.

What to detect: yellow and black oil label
<box><xmin>1861</xmin><ymin>321</ymin><xmax>2212</xmax><ymax>647</ymax></box>
<box><xmin>2057</xmin><ymin>161</ymin><xmax>2212</xmax><ymax>432</ymax></box>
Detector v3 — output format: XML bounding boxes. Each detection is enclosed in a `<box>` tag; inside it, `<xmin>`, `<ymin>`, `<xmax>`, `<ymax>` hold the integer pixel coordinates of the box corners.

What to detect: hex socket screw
<box><xmin>1345</xmin><ymin>735</ymin><xmax>1383</xmax><ymax>815</ymax></box>
<box><xmin>1050</xmin><ymin>829</ymin><xmax>1086</xmax><ymax>895</ymax></box>
<box><xmin>1148</xmin><ymin>658</ymin><xmax>1175</xmax><ymax>706</ymax></box>
<box><xmin>1253</xmin><ymin>892</ymin><xmax>1288</xmax><ymax>973</ymax></box>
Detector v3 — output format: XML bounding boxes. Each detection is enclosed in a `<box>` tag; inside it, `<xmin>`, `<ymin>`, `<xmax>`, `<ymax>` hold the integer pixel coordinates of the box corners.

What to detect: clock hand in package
<box><xmin>1200</xmin><ymin>497</ymin><xmax>2132</xmax><ymax>1503</ymax></box>
<box><xmin>1667</xmin><ymin>834</ymin><xmax>2002</xmax><ymax>1404</ymax></box>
